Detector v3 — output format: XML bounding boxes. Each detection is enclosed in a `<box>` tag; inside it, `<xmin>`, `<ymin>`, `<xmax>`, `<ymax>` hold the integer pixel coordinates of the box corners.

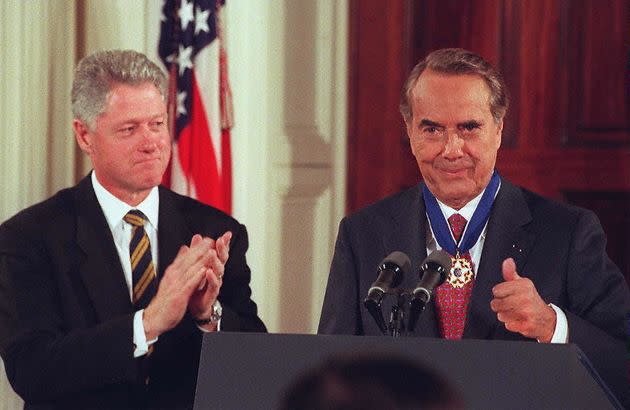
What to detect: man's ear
<box><xmin>405</xmin><ymin>117</ymin><xmax>419</xmax><ymax>157</ymax></box>
<box><xmin>73</xmin><ymin>119</ymin><xmax>93</xmax><ymax>155</ymax></box>
<box><xmin>494</xmin><ymin>118</ymin><xmax>504</xmax><ymax>149</ymax></box>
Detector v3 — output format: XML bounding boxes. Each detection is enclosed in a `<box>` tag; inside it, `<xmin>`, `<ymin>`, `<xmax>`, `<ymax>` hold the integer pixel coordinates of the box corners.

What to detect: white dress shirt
<box><xmin>424</xmin><ymin>183</ymin><xmax>568</xmax><ymax>343</ymax></box>
<box><xmin>91</xmin><ymin>172</ymin><xmax>159</xmax><ymax>357</ymax></box>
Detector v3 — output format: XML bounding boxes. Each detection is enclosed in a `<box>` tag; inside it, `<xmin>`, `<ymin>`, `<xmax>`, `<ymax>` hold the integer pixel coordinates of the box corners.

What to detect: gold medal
<box><xmin>447</xmin><ymin>253</ymin><xmax>473</xmax><ymax>288</ymax></box>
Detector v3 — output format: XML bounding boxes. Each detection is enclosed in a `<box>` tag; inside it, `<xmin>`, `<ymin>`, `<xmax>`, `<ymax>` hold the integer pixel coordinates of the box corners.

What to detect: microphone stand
<box><xmin>407</xmin><ymin>294</ymin><xmax>428</xmax><ymax>333</ymax></box>
<box><xmin>387</xmin><ymin>291</ymin><xmax>408</xmax><ymax>338</ymax></box>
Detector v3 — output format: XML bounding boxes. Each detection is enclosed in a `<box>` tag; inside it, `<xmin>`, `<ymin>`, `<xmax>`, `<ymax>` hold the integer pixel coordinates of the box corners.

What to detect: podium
<box><xmin>194</xmin><ymin>332</ymin><xmax>620</xmax><ymax>409</ymax></box>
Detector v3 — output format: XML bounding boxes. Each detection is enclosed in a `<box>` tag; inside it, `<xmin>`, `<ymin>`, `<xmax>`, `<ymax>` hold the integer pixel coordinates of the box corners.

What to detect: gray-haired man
<box><xmin>0</xmin><ymin>49</ymin><xmax>265</xmax><ymax>409</ymax></box>
<box><xmin>319</xmin><ymin>48</ymin><xmax>630</xmax><ymax>407</ymax></box>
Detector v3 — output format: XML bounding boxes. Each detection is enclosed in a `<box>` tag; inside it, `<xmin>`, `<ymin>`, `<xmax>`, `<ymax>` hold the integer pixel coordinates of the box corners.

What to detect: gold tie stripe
<box><xmin>123</xmin><ymin>210</ymin><xmax>157</xmax><ymax>309</ymax></box>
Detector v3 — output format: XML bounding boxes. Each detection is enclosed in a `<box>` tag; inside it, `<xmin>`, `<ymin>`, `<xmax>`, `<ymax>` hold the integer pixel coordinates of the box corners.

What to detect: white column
<box><xmin>224</xmin><ymin>0</ymin><xmax>272</xmax><ymax>326</ymax></box>
<box><xmin>239</xmin><ymin>0</ymin><xmax>348</xmax><ymax>333</ymax></box>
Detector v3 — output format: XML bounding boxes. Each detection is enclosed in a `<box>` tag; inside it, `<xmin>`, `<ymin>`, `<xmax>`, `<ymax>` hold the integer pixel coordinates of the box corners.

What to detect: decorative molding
<box><xmin>263</xmin><ymin>0</ymin><xmax>348</xmax><ymax>333</ymax></box>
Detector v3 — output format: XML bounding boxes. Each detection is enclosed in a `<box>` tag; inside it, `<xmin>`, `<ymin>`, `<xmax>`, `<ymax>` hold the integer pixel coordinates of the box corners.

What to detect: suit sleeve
<box><xmin>563</xmin><ymin>210</ymin><xmax>630</xmax><ymax>406</ymax></box>
<box><xmin>218</xmin><ymin>223</ymin><xmax>266</xmax><ymax>332</ymax></box>
<box><xmin>0</xmin><ymin>218</ymin><xmax>138</xmax><ymax>403</ymax></box>
<box><xmin>318</xmin><ymin>218</ymin><xmax>363</xmax><ymax>335</ymax></box>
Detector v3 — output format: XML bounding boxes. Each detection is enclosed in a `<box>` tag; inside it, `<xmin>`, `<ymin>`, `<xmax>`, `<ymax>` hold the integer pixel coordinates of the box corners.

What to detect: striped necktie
<box><xmin>124</xmin><ymin>210</ymin><xmax>157</xmax><ymax>310</ymax></box>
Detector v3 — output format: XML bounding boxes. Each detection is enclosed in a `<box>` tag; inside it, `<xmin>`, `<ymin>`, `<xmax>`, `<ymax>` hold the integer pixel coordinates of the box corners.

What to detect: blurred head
<box><xmin>71</xmin><ymin>50</ymin><xmax>171</xmax><ymax>205</ymax></box>
<box><xmin>400</xmin><ymin>49</ymin><xmax>508</xmax><ymax>209</ymax></box>
<box><xmin>280</xmin><ymin>354</ymin><xmax>462</xmax><ymax>410</ymax></box>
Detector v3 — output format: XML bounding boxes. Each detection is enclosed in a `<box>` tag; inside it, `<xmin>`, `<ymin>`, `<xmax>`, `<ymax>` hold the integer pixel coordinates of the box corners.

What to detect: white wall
<box><xmin>259</xmin><ymin>0</ymin><xmax>348</xmax><ymax>332</ymax></box>
<box><xmin>0</xmin><ymin>1</ymin><xmax>347</xmax><ymax>407</ymax></box>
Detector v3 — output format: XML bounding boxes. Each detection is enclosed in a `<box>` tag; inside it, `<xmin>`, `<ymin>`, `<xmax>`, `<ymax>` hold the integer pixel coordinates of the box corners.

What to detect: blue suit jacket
<box><xmin>319</xmin><ymin>178</ymin><xmax>630</xmax><ymax>407</ymax></box>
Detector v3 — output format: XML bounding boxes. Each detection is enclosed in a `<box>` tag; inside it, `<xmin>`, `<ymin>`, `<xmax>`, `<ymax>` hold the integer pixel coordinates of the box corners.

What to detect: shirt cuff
<box><xmin>133</xmin><ymin>309</ymin><xmax>158</xmax><ymax>357</ymax></box>
<box><xmin>541</xmin><ymin>303</ymin><xmax>569</xmax><ymax>344</ymax></box>
<box><xmin>197</xmin><ymin>318</ymin><xmax>221</xmax><ymax>333</ymax></box>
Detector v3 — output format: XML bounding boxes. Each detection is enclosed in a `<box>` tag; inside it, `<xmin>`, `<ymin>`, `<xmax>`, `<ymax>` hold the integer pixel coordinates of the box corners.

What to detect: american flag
<box><xmin>158</xmin><ymin>0</ymin><xmax>233</xmax><ymax>214</ymax></box>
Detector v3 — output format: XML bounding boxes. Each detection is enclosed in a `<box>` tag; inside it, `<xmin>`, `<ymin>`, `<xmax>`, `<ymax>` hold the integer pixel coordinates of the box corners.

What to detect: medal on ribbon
<box><xmin>448</xmin><ymin>253</ymin><xmax>474</xmax><ymax>288</ymax></box>
<box><xmin>423</xmin><ymin>170</ymin><xmax>501</xmax><ymax>288</ymax></box>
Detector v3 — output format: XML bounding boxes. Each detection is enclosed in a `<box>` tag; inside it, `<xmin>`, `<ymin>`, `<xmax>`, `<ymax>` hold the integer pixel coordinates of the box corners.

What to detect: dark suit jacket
<box><xmin>0</xmin><ymin>175</ymin><xmax>266</xmax><ymax>409</ymax></box>
<box><xmin>318</xmin><ymin>178</ymin><xmax>630</xmax><ymax>407</ymax></box>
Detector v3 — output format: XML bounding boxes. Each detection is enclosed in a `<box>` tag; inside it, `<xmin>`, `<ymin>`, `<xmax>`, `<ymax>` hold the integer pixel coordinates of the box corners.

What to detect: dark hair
<box><xmin>400</xmin><ymin>48</ymin><xmax>508</xmax><ymax>124</ymax></box>
<box><xmin>280</xmin><ymin>353</ymin><xmax>462</xmax><ymax>410</ymax></box>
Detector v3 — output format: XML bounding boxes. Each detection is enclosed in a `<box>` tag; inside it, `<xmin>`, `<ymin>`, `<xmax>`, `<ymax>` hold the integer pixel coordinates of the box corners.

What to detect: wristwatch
<box><xmin>195</xmin><ymin>300</ymin><xmax>222</xmax><ymax>326</ymax></box>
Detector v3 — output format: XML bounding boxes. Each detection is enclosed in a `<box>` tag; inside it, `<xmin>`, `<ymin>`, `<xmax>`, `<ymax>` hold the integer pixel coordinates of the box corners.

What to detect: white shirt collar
<box><xmin>91</xmin><ymin>171</ymin><xmax>160</xmax><ymax>231</ymax></box>
<box><xmin>436</xmin><ymin>189</ymin><xmax>485</xmax><ymax>222</ymax></box>
<box><xmin>434</xmin><ymin>180</ymin><xmax>502</xmax><ymax>239</ymax></box>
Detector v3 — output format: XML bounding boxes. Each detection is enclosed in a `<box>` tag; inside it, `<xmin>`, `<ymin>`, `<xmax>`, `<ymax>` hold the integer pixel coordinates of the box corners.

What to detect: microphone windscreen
<box><xmin>383</xmin><ymin>251</ymin><xmax>412</xmax><ymax>275</ymax></box>
<box><xmin>424</xmin><ymin>249</ymin><xmax>452</xmax><ymax>273</ymax></box>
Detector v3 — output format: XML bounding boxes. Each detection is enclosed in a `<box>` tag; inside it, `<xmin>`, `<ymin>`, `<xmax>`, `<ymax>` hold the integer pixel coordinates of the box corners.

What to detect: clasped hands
<box><xmin>490</xmin><ymin>258</ymin><xmax>557</xmax><ymax>343</ymax></box>
<box><xmin>143</xmin><ymin>232</ymin><xmax>232</xmax><ymax>339</ymax></box>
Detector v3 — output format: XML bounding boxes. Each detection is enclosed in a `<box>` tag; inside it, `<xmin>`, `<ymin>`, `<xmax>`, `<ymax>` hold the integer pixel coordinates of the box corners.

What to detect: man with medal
<box><xmin>318</xmin><ymin>48</ymin><xmax>630</xmax><ymax>406</ymax></box>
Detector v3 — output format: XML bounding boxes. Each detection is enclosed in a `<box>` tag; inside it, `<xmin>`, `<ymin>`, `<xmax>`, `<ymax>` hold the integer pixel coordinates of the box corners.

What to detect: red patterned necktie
<box><xmin>434</xmin><ymin>213</ymin><xmax>475</xmax><ymax>340</ymax></box>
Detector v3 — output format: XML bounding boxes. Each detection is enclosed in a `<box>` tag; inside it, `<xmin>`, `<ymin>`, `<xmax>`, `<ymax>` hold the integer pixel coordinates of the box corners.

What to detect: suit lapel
<box><xmin>382</xmin><ymin>185</ymin><xmax>439</xmax><ymax>338</ymax></box>
<box><xmin>463</xmin><ymin>179</ymin><xmax>534</xmax><ymax>339</ymax></box>
<box><xmin>75</xmin><ymin>176</ymin><xmax>132</xmax><ymax>321</ymax></box>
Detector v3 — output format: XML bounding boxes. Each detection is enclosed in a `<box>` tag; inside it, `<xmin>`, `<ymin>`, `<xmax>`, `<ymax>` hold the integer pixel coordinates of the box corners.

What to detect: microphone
<box><xmin>363</xmin><ymin>251</ymin><xmax>411</xmax><ymax>334</ymax></box>
<box><xmin>408</xmin><ymin>250</ymin><xmax>451</xmax><ymax>331</ymax></box>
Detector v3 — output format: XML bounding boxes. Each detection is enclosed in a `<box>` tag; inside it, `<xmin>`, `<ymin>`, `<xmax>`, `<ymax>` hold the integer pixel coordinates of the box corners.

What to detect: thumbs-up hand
<box><xmin>490</xmin><ymin>258</ymin><xmax>557</xmax><ymax>342</ymax></box>
<box><xmin>501</xmin><ymin>257</ymin><xmax>520</xmax><ymax>281</ymax></box>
